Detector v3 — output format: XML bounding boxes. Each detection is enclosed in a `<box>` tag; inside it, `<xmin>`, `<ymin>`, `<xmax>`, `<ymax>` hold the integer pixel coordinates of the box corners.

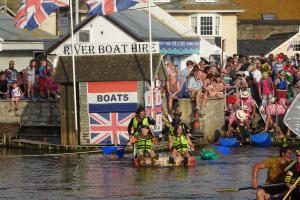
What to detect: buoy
<box><xmin>192</xmin><ymin>111</ymin><xmax>201</xmax><ymax>134</ymax></box>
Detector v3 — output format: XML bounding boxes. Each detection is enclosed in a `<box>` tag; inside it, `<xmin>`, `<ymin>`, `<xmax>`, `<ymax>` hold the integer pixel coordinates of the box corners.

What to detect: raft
<box><xmin>132</xmin><ymin>156</ymin><xmax>196</xmax><ymax>168</ymax></box>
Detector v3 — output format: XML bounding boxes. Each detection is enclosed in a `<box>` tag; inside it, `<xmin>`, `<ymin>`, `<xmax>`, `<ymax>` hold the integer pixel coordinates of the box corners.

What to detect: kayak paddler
<box><xmin>127</xmin><ymin>106</ymin><xmax>156</xmax><ymax>137</ymax></box>
<box><xmin>252</xmin><ymin>146</ymin><xmax>293</xmax><ymax>200</ymax></box>
<box><xmin>127</xmin><ymin>125</ymin><xmax>158</xmax><ymax>163</ymax></box>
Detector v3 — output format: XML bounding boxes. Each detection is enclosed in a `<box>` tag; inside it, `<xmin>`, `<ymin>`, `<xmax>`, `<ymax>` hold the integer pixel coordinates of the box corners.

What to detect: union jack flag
<box><xmin>89</xmin><ymin>112</ymin><xmax>135</xmax><ymax>145</ymax></box>
<box><xmin>85</xmin><ymin>0</ymin><xmax>148</xmax><ymax>16</ymax></box>
<box><xmin>15</xmin><ymin>0</ymin><xmax>69</xmax><ymax>30</ymax></box>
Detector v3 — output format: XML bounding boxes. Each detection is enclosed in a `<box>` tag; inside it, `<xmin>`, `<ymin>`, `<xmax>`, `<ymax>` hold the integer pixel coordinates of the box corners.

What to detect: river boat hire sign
<box><xmin>59</xmin><ymin>42</ymin><xmax>160</xmax><ymax>56</ymax></box>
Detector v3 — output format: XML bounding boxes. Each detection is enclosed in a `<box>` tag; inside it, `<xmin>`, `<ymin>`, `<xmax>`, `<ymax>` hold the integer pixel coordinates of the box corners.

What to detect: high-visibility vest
<box><xmin>172</xmin><ymin>134</ymin><xmax>189</xmax><ymax>154</ymax></box>
<box><xmin>132</xmin><ymin>117</ymin><xmax>150</xmax><ymax>137</ymax></box>
<box><xmin>136</xmin><ymin>138</ymin><xmax>154</xmax><ymax>153</ymax></box>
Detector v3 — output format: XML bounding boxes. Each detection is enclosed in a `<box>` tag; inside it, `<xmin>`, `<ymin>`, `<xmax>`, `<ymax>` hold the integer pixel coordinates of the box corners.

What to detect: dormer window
<box><xmin>262</xmin><ymin>13</ymin><xmax>277</xmax><ymax>21</ymax></box>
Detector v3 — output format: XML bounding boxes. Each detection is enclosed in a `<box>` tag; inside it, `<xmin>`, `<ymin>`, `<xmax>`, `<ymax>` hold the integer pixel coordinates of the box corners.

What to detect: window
<box><xmin>262</xmin><ymin>13</ymin><xmax>277</xmax><ymax>21</ymax></box>
<box><xmin>190</xmin><ymin>14</ymin><xmax>221</xmax><ymax>36</ymax></box>
<box><xmin>195</xmin><ymin>0</ymin><xmax>216</xmax><ymax>2</ymax></box>
<box><xmin>78</xmin><ymin>30</ymin><xmax>90</xmax><ymax>43</ymax></box>
<box><xmin>293</xmin><ymin>42</ymin><xmax>300</xmax><ymax>51</ymax></box>
<box><xmin>191</xmin><ymin>16</ymin><xmax>198</xmax><ymax>34</ymax></box>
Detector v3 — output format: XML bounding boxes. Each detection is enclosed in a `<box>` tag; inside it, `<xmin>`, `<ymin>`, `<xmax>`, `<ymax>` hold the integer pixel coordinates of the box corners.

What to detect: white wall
<box><xmin>0</xmin><ymin>51</ymin><xmax>33</xmax><ymax>71</ymax></box>
<box><xmin>50</xmin><ymin>16</ymin><xmax>136</xmax><ymax>55</ymax></box>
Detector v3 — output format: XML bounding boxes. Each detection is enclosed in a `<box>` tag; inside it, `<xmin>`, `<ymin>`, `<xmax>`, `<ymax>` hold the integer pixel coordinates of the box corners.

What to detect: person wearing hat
<box><xmin>273</xmin><ymin>55</ymin><xmax>284</xmax><ymax>76</ymax></box>
<box><xmin>274</xmin><ymin>70</ymin><xmax>288</xmax><ymax>99</ymax></box>
<box><xmin>284</xmin><ymin>149</ymin><xmax>300</xmax><ymax>200</ymax></box>
<box><xmin>227</xmin><ymin>109</ymin><xmax>250</xmax><ymax>136</ymax></box>
<box><xmin>127</xmin><ymin>106</ymin><xmax>156</xmax><ymax>137</ymax></box>
<box><xmin>258</xmin><ymin>72</ymin><xmax>275</xmax><ymax>108</ymax></box>
<box><xmin>127</xmin><ymin>125</ymin><xmax>158</xmax><ymax>162</ymax></box>
<box><xmin>235</xmin><ymin>90</ymin><xmax>256</xmax><ymax>119</ymax></box>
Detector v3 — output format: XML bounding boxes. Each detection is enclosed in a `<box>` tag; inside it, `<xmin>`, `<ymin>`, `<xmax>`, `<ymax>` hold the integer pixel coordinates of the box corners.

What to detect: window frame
<box><xmin>189</xmin><ymin>14</ymin><xmax>222</xmax><ymax>36</ymax></box>
<box><xmin>293</xmin><ymin>41</ymin><xmax>300</xmax><ymax>52</ymax></box>
<box><xmin>78</xmin><ymin>30</ymin><xmax>91</xmax><ymax>43</ymax></box>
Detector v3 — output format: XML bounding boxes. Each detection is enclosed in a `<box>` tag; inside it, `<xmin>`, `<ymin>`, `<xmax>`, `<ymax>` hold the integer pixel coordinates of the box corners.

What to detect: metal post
<box><xmin>75</xmin><ymin>0</ymin><xmax>79</xmax><ymax>25</ymax></box>
<box><xmin>69</xmin><ymin>0</ymin><xmax>79</xmax><ymax>137</ymax></box>
<box><xmin>148</xmin><ymin>0</ymin><xmax>154</xmax><ymax>112</ymax></box>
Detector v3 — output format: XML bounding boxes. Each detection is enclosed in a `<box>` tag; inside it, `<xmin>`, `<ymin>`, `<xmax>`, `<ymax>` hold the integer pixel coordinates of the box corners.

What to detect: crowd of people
<box><xmin>0</xmin><ymin>59</ymin><xmax>60</xmax><ymax>110</ymax></box>
<box><xmin>160</xmin><ymin>53</ymin><xmax>300</xmax><ymax>139</ymax></box>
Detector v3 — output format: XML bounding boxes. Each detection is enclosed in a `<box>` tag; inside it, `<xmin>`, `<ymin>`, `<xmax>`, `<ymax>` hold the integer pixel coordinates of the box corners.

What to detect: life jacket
<box><xmin>136</xmin><ymin>137</ymin><xmax>154</xmax><ymax>153</ymax></box>
<box><xmin>132</xmin><ymin>116</ymin><xmax>150</xmax><ymax>137</ymax></box>
<box><xmin>276</xmin><ymin>78</ymin><xmax>287</xmax><ymax>90</ymax></box>
<box><xmin>260</xmin><ymin>78</ymin><xmax>273</xmax><ymax>92</ymax></box>
<box><xmin>172</xmin><ymin>134</ymin><xmax>189</xmax><ymax>154</ymax></box>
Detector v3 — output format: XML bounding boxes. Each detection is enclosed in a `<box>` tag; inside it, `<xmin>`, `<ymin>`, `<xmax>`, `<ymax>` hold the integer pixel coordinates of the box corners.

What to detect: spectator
<box><xmin>166</xmin><ymin>73</ymin><xmax>180</xmax><ymax>115</ymax></box>
<box><xmin>0</xmin><ymin>72</ymin><xmax>9</xmax><ymax>99</ymax></box>
<box><xmin>258</xmin><ymin>72</ymin><xmax>275</xmax><ymax>108</ymax></box>
<box><xmin>179</xmin><ymin>60</ymin><xmax>193</xmax><ymax>88</ymax></box>
<box><xmin>9</xmin><ymin>82</ymin><xmax>21</xmax><ymax>111</ymax></box>
<box><xmin>7</xmin><ymin>60</ymin><xmax>18</xmax><ymax>81</ymax></box>
<box><xmin>187</xmin><ymin>68</ymin><xmax>207</xmax><ymax>117</ymax></box>
<box><xmin>26</xmin><ymin>59</ymin><xmax>36</xmax><ymax>100</ymax></box>
<box><xmin>39</xmin><ymin>59</ymin><xmax>47</xmax><ymax>99</ymax></box>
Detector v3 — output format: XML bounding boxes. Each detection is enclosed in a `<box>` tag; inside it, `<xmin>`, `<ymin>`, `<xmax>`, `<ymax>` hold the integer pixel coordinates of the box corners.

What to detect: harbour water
<box><xmin>0</xmin><ymin>146</ymin><xmax>278</xmax><ymax>200</ymax></box>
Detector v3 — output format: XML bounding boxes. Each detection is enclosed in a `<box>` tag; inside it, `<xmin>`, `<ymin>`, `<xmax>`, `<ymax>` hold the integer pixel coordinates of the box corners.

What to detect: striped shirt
<box><xmin>263</xmin><ymin>157</ymin><xmax>289</xmax><ymax>184</ymax></box>
<box><xmin>235</xmin><ymin>96</ymin><xmax>256</xmax><ymax>114</ymax></box>
<box><xmin>265</xmin><ymin>104</ymin><xmax>286</xmax><ymax>116</ymax></box>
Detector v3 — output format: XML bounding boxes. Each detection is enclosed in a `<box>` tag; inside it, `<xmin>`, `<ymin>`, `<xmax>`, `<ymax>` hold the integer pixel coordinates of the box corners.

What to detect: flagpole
<box><xmin>69</xmin><ymin>0</ymin><xmax>79</xmax><ymax>137</ymax></box>
<box><xmin>148</xmin><ymin>0</ymin><xmax>154</xmax><ymax>112</ymax></box>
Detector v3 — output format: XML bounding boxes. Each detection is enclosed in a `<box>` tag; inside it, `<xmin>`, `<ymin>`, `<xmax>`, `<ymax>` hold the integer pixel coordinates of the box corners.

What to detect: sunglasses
<box><xmin>296</xmin><ymin>155</ymin><xmax>300</xmax><ymax>157</ymax></box>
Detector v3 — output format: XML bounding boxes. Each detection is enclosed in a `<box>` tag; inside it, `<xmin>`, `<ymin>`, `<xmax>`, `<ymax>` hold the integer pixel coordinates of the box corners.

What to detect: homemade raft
<box><xmin>132</xmin><ymin>156</ymin><xmax>196</xmax><ymax>167</ymax></box>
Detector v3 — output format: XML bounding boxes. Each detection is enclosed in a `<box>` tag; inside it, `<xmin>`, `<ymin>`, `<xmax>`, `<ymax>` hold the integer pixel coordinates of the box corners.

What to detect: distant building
<box><xmin>234</xmin><ymin>0</ymin><xmax>300</xmax><ymax>40</ymax></box>
<box><xmin>157</xmin><ymin>0</ymin><xmax>244</xmax><ymax>55</ymax></box>
<box><xmin>0</xmin><ymin>5</ymin><xmax>57</xmax><ymax>71</ymax></box>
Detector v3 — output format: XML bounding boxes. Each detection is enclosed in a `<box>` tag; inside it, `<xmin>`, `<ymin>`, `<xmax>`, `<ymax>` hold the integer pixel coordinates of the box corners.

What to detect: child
<box><xmin>10</xmin><ymin>82</ymin><xmax>22</xmax><ymax>111</ymax></box>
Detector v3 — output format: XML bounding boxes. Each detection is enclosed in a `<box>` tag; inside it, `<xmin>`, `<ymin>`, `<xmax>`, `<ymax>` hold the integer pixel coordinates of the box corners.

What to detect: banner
<box><xmin>87</xmin><ymin>81</ymin><xmax>138</xmax><ymax>113</ymax></box>
<box><xmin>159</xmin><ymin>40</ymin><xmax>200</xmax><ymax>55</ymax></box>
<box><xmin>87</xmin><ymin>81</ymin><xmax>138</xmax><ymax>145</ymax></box>
<box><xmin>145</xmin><ymin>90</ymin><xmax>163</xmax><ymax>136</ymax></box>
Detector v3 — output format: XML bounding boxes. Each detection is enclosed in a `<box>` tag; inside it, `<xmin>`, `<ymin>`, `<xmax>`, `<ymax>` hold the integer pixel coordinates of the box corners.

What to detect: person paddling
<box><xmin>284</xmin><ymin>150</ymin><xmax>300</xmax><ymax>200</ymax></box>
<box><xmin>252</xmin><ymin>146</ymin><xmax>293</xmax><ymax>200</ymax></box>
<box><xmin>127</xmin><ymin>125</ymin><xmax>158</xmax><ymax>166</ymax></box>
<box><xmin>168</xmin><ymin>124</ymin><xmax>194</xmax><ymax>165</ymax></box>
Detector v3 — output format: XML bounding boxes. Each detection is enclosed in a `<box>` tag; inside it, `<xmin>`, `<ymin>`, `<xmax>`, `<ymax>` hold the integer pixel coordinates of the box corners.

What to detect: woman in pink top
<box><xmin>258</xmin><ymin>72</ymin><xmax>274</xmax><ymax>108</ymax></box>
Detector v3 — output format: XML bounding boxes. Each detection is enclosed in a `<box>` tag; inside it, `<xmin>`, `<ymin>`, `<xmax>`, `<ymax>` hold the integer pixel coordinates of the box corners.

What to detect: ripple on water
<box><xmin>0</xmin><ymin>146</ymin><xmax>278</xmax><ymax>200</ymax></box>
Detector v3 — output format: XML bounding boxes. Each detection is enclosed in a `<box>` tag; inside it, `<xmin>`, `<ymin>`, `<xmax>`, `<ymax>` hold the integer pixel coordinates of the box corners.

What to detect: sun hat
<box><xmin>236</xmin><ymin>110</ymin><xmax>247</xmax><ymax>121</ymax></box>
<box><xmin>241</xmin><ymin>91</ymin><xmax>250</xmax><ymax>98</ymax></box>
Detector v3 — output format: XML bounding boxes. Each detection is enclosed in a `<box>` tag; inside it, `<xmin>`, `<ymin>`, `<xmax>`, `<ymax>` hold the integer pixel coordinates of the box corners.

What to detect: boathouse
<box><xmin>49</xmin><ymin>9</ymin><xmax>225</xmax><ymax>146</ymax></box>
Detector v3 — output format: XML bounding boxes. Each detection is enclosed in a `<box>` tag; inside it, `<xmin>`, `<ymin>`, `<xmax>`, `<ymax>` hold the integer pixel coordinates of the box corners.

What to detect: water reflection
<box><xmin>0</xmin><ymin>146</ymin><xmax>279</xmax><ymax>200</ymax></box>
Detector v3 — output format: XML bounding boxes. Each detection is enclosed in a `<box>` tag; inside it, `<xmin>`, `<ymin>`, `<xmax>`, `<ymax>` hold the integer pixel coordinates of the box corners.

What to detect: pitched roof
<box><xmin>160</xmin><ymin>0</ymin><xmax>242</xmax><ymax>12</ymax></box>
<box><xmin>47</xmin><ymin>9</ymin><xmax>198</xmax><ymax>54</ymax></box>
<box><xmin>54</xmin><ymin>54</ymin><xmax>167</xmax><ymax>83</ymax></box>
<box><xmin>0</xmin><ymin>12</ymin><xmax>57</xmax><ymax>41</ymax></box>
<box><xmin>234</xmin><ymin>0</ymin><xmax>300</xmax><ymax>20</ymax></box>
<box><xmin>238</xmin><ymin>32</ymin><xmax>297</xmax><ymax>56</ymax></box>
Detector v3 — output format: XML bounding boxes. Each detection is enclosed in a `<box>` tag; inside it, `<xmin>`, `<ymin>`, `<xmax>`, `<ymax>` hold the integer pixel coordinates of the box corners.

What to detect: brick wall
<box><xmin>0</xmin><ymin>100</ymin><xmax>60</xmax><ymax>126</ymax></box>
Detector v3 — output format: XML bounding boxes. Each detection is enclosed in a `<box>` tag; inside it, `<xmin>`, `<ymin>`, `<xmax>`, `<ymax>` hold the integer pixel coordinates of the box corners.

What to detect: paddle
<box><xmin>102</xmin><ymin>144</ymin><xmax>127</xmax><ymax>158</ymax></box>
<box><xmin>216</xmin><ymin>183</ymin><xmax>285</xmax><ymax>193</ymax></box>
<box><xmin>282</xmin><ymin>176</ymin><xmax>300</xmax><ymax>200</ymax></box>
